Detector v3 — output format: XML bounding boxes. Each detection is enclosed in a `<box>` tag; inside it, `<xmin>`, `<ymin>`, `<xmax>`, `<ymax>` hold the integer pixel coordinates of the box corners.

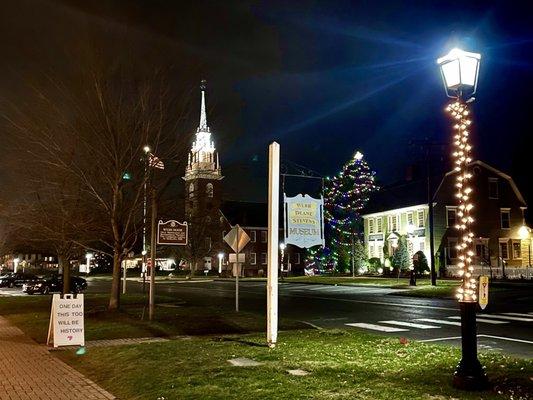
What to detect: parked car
<box><xmin>22</xmin><ymin>275</ymin><xmax>87</xmax><ymax>295</ymax></box>
<box><xmin>0</xmin><ymin>272</ymin><xmax>37</xmax><ymax>288</ymax></box>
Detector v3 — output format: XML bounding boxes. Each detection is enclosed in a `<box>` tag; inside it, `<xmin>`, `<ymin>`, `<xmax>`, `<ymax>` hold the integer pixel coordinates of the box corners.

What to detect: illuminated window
<box><xmin>499</xmin><ymin>241</ymin><xmax>509</xmax><ymax>260</ymax></box>
<box><xmin>407</xmin><ymin>212</ymin><xmax>414</xmax><ymax>226</ymax></box>
<box><xmin>388</xmin><ymin>215</ymin><xmax>398</xmax><ymax>232</ymax></box>
<box><xmin>500</xmin><ymin>209</ymin><xmax>510</xmax><ymax>229</ymax></box>
<box><xmin>376</xmin><ymin>218</ymin><xmax>383</xmax><ymax>233</ymax></box>
<box><xmin>417</xmin><ymin>210</ymin><xmax>425</xmax><ymax>228</ymax></box>
<box><xmin>512</xmin><ymin>241</ymin><xmax>521</xmax><ymax>259</ymax></box>
<box><xmin>368</xmin><ymin>219</ymin><xmax>375</xmax><ymax>234</ymax></box>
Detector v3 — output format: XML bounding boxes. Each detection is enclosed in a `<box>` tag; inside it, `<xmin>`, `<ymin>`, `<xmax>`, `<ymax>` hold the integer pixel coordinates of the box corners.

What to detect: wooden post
<box><xmin>267</xmin><ymin>142</ymin><xmax>280</xmax><ymax>347</ymax></box>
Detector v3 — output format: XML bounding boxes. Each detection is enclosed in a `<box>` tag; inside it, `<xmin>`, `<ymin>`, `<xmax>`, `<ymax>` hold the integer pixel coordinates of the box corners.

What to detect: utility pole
<box><xmin>149</xmin><ymin>188</ymin><xmax>157</xmax><ymax>321</ymax></box>
<box><xmin>235</xmin><ymin>228</ymin><xmax>240</xmax><ymax>312</ymax></box>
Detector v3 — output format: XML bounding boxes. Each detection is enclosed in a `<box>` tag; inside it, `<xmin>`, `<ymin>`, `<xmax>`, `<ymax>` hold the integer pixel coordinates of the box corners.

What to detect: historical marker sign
<box><xmin>47</xmin><ymin>294</ymin><xmax>85</xmax><ymax>348</ymax></box>
<box><xmin>478</xmin><ymin>275</ymin><xmax>489</xmax><ymax>310</ymax></box>
<box><xmin>284</xmin><ymin>194</ymin><xmax>325</xmax><ymax>248</ymax></box>
<box><xmin>157</xmin><ymin>220</ymin><xmax>188</xmax><ymax>246</ymax></box>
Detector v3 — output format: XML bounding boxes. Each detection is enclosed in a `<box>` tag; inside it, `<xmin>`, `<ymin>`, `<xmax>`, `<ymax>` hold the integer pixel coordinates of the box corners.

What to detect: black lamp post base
<box><xmin>453</xmin><ymin>359</ymin><xmax>489</xmax><ymax>390</ymax></box>
<box><xmin>452</xmin><ymin>301</ymin><xmax>489</xmax><ymax>391</ymax></box>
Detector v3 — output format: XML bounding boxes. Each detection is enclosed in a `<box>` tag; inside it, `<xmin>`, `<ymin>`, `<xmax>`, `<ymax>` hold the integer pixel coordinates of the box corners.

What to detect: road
<box><xmin>2</xmin><ymin>279</ymin><xmax>532</xmax><ymax>357</ymax></box>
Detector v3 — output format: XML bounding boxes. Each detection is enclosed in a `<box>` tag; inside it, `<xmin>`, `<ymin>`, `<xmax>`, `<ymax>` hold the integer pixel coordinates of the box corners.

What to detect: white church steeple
<box><xmin>184</xmin><ymin>80</ymin><xmax>223</xmax><ymax>181</ymax></box>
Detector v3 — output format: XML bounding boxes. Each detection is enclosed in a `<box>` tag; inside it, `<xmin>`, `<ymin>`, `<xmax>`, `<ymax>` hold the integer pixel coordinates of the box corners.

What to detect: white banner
<box><xmin>283</xmin><ymin>194</ymin><xmax>325</xmax><ymax>249</ymax></box>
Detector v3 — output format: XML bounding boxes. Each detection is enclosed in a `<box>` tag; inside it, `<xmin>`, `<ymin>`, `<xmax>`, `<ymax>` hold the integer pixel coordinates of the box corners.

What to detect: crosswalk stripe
<box><xmin>379</xmin><ymin>320</ymin><xmax>440</xmax><ymax>329</ymax></box>
<box><xmin>416</xmin><ymin>318</ymin><xmax>462</xmax><ymax>326</ymax></box>
<box><xmin>477</xmin><ymin>314</ymin><xmax>533</xmax><ymax>322</ymax></box>
<box><xmin>501</xmin><ymin>312</ymin><xmax>533</xmax><ymax>318</ymax></box>
<box><xmin>345</xmin><ymin>323</ymin><xmax>408</xmax><ymax>332</ymax></box>
<box><xmin>448</xmin><ymin>316</ymin><xmax>509</xmax><ymax>324</ymax></box>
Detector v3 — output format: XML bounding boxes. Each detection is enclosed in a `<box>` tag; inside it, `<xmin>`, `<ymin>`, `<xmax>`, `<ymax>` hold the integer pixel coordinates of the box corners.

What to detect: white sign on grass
<box><xmin>47</xmin><ymin>294</ymin><xmax>85</xmax><ymax>347</ymax></box>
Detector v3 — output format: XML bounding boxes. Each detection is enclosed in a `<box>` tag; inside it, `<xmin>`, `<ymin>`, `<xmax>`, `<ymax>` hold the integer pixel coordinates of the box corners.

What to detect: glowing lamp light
<box><xmin>143</xmin><ymin>145</ymin><xmax>151</xmax><ymax>153</ymax></box>
<box><xmin>437</xmin><ymin>48</ymin><xmax>481</xmax><ymax>98</ymax></box>
<box><xmin>217</xmin><ymin>253</ymin><xmax>224</xmax><ymax>260</ymax></box>
<box><xmin>518</xmin><ymin>225</ymin><xmax>530</xmax><ymax>240</ymax></box>
<box><xmin>279</xmin><ymin>243</ymin><xmax>286</xmax><ymax>251</ymax></box>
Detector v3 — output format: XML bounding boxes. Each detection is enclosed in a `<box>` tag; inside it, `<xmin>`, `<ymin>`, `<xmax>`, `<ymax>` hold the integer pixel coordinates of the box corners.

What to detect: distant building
<box><xmin>362</xmin><ymin>161</ymin><xmax>529</xmax><ymax>278</ymax></box>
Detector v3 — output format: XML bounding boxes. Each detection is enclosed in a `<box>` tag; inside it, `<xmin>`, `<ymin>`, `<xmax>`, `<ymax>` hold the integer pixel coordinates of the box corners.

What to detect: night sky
<box><xmin>1</xmin><ymin>0</ymin><xmax>532</xmax><ymax>212</ymax></box>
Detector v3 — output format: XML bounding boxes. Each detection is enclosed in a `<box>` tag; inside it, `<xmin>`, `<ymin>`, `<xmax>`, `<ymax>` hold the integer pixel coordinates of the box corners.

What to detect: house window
<box><xmin>205</xmin><ymin>237</ymin><xmax>211</xmax><ymax>249</ymax></box>
<box><xmin>250</xmin><ymin>253</ymin><xmax>257</xmax><ymax>265</ymax></box>
<box><xmin>206</xmin><ymin>183</ymin><xmax>213</xmax><ymax>198</ymax></box>
<box><xmin>294</xmin><ymin>253</ymin><xmax>300</xmax><ymax>264</ymax></box>
<box><xmin>448</xmin><ymin>238</ymin><xmax>458</xmax><ymax>259</ymax></box>
<box><xmin>417</xmin><ymin>210</ymin><xmax>424</xmax><ymax>228</ymax></box>
<box><xmin>500</xmin><ymin>241</ymin><xmax>509</xmax><ymax>260</ymax></box>
<box><xmin>446</xmin><ymin>207</ymin><xmax>457</xmax><ymax>228</ymax></box>
<box><xmin>376</xmin><ymin>217</ymin><xmax>382</xmax><ymax>233</ymax></box>
<box><xmin>512</xmin><ymin>241</ymin><xmax>521</xmax><ymax>259</ymax></box>
<box><xmin>260</xmin><ymin>253</ymin><xmax>267</xmax><ymax>265</ymax></box>
<box><xmin>500</xmin><ymin>209</ymin><xmax>510</xmax><ymax>229</ymax></box>
<box><xmin>489</xmin><ymin>178</ymin><xmax>499</xmax><ymax>199</ymax></box>
<box><xmin>407</xmin><ymin>212</ymin><xmax>414</xmax><ymax>226</ymax></box>
<box><xmin>188</xmin><ymin>183</ymin><xmax>194</xmax><ymax>198</ymax></box>
<box><xmin>389</xmin><ymin>215</ymin><xmax>398</xmax><ymax>232</ymax></box>
<box><xmin>250</xmin><ymin>231</ymin><xmax>256</xmax><ymax>243</ymax></box>
<box><xmin>368</xmin><ymin>219</ymin><xmax>375</xmax><ymax>234</ymax></box>
<box><xmin>378</xmin><ymin>244</ymin><xmax>384</xmax><ymax>260</ymax></box>
<box><xmin>260</xmin><ymin>231</ymin><xmax>267</xmax><ymax>243</ymax></box>
<box><xmin>369</xmin><ymin>244</ymin><xmax>375</xmax><ymax>258</ymax></box>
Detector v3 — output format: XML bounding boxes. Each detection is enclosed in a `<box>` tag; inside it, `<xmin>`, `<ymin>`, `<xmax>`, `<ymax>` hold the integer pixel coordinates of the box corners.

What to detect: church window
<box><xmin>189</xmin><ymin>183</ymin><xmax>194</xmax><ymax>198</ymax></box>
<box><xmin>206</xmin><ymin>183</ymin><xmax>214</xmax><ymax>198</ymax></box>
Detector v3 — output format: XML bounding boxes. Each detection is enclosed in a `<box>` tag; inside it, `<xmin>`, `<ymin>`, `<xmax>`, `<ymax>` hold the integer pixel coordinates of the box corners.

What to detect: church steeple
<box><xmin>184</xmin><ymin>80</ymin><xmax>223</xmax><ymax>182</ymax></box>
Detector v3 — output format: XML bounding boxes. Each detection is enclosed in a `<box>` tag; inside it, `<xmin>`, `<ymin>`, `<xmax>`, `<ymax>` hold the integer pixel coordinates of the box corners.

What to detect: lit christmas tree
<box><xmin>307</xmin><ymin>151</ymin><xmax>378</xmax><ymax>272</ymax></box>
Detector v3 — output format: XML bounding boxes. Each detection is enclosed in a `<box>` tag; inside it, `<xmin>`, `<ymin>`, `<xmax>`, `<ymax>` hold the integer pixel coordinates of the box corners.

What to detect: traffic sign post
<box><xmin>224</xmin><ymin>225</ymin><xmax>250</xmax><ymax>312</ymax></box>
<box><xmin>478</xmin><ymin>275</ymin><xmax>489</xmax><ymax>310</ymax></box>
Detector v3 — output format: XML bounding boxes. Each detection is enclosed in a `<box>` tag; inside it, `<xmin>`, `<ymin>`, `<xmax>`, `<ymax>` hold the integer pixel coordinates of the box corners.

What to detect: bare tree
<box><xmin>2</xmin><ymin>61</ymin><xmax>192</xmax><ymax>309</ymax></box>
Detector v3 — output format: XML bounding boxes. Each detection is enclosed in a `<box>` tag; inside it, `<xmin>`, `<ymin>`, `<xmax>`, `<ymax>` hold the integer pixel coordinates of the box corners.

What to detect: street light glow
<box><xmin>279</xmin><ymin>243</ymin><xmax>286</xmax><ymax>250</ymax></box>
<box><xmin>217</xmin><ymin>253</ymin><xmax>224</xmax><ymax>260</ymax></box>
<box><xmin>518</xmin><ymin>225</ymin><xmax>530</xmax><ymax>240</ymax></box>
<box><xmin>143</xmin><ymin>145</ymin><xmax>151</xmax><ymax>153</ymax></box>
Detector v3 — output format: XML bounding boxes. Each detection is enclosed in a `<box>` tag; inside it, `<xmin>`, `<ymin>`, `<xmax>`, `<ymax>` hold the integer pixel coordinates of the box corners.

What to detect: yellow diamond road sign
<box><xmin>224</xmin><ymin>224</ymin><xmax>250</xmax><ymax>253</ymax></box>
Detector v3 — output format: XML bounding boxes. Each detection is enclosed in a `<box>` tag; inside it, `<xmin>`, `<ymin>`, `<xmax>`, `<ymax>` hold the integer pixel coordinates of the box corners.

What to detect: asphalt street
<box><xmin>2</xmin><ymin>279</ymin><xmax>532</xmax><ymax>357</ymax></box>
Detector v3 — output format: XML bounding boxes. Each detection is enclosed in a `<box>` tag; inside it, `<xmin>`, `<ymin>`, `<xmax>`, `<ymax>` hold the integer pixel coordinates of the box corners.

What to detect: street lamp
<box><xmin>217</xmin><ymin>252</ymin><xmax>224</xmax><ymax>275</ymax></box>
<box><xmin>279</xmin><ymin>243</ymin><xmax>286</xmax><ymax>278</ymax></box>
<box><xmin>518</xmin><ymin>225</ymin><xmax>531</xmax><ymax>279</ymax></box>
<box><xmin>438</xmin><ymin>47</ymin><xmax>487</xmax><ymax>390</ymax></box>
<box><xmin>84</xmin><ymin>253</ymin><xmax>93</xmax><ymax>275</ymax></box>
<box><xmin>13</xmin><ymin>257</ymin><xmax>20</xmax><ymax>273</ymax></box>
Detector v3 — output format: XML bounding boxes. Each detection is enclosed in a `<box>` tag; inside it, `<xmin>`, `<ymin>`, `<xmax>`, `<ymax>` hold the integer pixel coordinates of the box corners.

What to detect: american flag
<box><xmin>148</xmin><ymin>153</ymin><xmax>165</xmax><ymax>169</ymax></box>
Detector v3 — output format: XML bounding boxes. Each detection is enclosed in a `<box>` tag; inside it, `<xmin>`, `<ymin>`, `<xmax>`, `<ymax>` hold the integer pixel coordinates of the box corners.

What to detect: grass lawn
<box><xmin>57</xmin><ymin>329</ymin><xmax>532</xmax><ymax>400</ymax></box>
<box><xmin>0</xmin><ymin>293</ymin><xmax>305</xmax><ymax>344</ymax></box>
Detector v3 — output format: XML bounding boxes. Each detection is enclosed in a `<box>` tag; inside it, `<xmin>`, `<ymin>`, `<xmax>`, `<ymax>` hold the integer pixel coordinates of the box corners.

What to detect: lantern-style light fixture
<box><xmin>437</xmin><ymin>48</ymin><xmax>481</xmax><ymax>99</ymax></box>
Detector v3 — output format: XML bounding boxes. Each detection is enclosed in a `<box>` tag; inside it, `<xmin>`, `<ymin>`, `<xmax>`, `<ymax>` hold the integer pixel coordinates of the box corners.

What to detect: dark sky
<box><xmin>2</xmin><ymin>0</ymin><xmax>532</xmax><ymax>208</ymax></box>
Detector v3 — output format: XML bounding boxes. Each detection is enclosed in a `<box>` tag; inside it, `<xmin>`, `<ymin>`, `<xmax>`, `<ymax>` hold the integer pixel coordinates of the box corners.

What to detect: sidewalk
<box><xmin>0</xmin><ymin>316</ymin><xmax>115</xmax><ymax>400</ymax></box>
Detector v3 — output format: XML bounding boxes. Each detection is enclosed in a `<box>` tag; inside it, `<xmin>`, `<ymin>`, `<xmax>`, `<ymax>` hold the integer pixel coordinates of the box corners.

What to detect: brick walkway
<box><xmin>0</xmin><ymin>316</ymin><xmax>115</xmax><ymax>400</ymax></box>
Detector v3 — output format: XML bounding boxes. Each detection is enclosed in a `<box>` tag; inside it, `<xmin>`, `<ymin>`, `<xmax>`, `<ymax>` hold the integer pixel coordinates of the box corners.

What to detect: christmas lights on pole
<box><xmin>437</xmin><ymin>47</ymin><xmax>488</xmax><ymax>390</ymax></box>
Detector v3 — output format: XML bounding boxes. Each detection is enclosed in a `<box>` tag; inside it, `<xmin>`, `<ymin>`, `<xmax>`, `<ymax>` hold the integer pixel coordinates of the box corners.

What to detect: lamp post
<box><xmin>518</xmin><ymin>225</ymin><xmax>531</xmax><ymax>279</ymax></box>
<box><xmin>279</xmin><ymin>243</ymin><xmax>286</xmax><ymax>280</ymax></box>
<box><xmin>217</xmin><ymin>252</ymin><xmax>224</xmax><ymax>276</ymax></box>
<box><xmin>438</xmin><ymin>47</ymin><xmax>487</xmax><ymax>390</ymax></box>
<box><xmin>141</xmin><ymin>145</ymin><xmax>150</xmax><ymax>283</ymax></box>
<box><xmin>85</xmin><ymin>253</ymin><xmax>93</xmax><ymax>275</ymax></box>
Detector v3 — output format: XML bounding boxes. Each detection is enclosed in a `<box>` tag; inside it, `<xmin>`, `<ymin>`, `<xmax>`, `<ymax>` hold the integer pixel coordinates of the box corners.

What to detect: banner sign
<box><xmin>157</xmin><ymin>220</ymin><xmax>188</xmax><ymax>246</ymax></box>
<box><xmin>47</xmin><ymin>294</ymin><xmax>85</xmax><ymax>348</ymax></box>
<box><xmin>284</xmin><ymin>194</ymin><xmax>325</xmax><ymax>248</ymax></box>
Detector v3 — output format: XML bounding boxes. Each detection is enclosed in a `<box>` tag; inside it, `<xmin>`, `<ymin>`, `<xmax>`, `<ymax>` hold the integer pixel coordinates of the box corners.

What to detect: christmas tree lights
<box><xmin>308</xmin><ymin>151</ymin><xmax>378</xmax><ymax>270</ymax></box>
